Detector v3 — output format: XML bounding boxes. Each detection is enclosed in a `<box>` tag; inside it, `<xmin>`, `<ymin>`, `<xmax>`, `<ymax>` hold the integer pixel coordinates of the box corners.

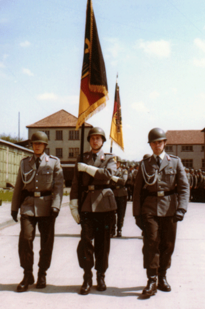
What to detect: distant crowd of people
<box><xmin>185</xmin><ymin>168</ymin><xmax>205</xmax><ymax>202</ymax></box>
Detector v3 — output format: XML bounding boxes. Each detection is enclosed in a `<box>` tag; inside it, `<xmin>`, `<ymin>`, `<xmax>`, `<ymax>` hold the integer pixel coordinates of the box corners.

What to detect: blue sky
<box><xmin>1</xmin><ymin>0</ymin><xmax>205</xmax><ymax>160</ymax></box>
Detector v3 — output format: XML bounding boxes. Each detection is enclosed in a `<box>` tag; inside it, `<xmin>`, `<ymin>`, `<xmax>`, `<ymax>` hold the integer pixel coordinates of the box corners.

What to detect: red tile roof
<box><xmin>26</xmin><ymin>109</ymin><xmax>93</xmax><ymax>128</ymax></box>
<box><xmin>166</xmin><ymin>130</ymin><xmax>204</xmax><ymax>145</ymax></box>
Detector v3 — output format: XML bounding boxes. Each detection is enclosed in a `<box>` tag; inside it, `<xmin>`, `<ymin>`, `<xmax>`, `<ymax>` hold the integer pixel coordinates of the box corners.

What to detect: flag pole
<box><xmin>110</xmin><ymin>139</ymin><xmax>113</xmax><ymax>153</ymax></box>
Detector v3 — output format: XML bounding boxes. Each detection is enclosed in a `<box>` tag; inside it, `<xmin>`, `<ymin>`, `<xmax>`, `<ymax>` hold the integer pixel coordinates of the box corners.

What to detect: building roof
<box><xmin>26</xmin><ymin>109</ymin><xmax>93</xmax><ymax>128</ymax></box>
<box><xmin>166</xmin><ymin>130</ymin><xmax>204</xmax><ymax>145</ymax></box>
<box><xmin>0</xmin><ymin>139</ymin><xmax>33</xmax><ymax>153</ymax></box>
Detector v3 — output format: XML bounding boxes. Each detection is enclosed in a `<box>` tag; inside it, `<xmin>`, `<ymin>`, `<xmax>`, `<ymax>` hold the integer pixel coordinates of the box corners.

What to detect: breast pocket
<box><xmin>164</xmin><ymin>168</ymin><xmax>177</xmax><ymax>184</ymax></box>
<box><xmin>41</xmin><ymin>169</ymin><xmax>53</xmax><ymax>183</ymax></box>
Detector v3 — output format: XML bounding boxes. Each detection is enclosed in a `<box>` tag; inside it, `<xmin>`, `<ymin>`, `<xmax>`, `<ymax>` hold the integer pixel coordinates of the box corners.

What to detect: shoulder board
<box><xmin>143</xmin><ymin>157</ymin><xmax>150</xmax><ymax>161</ymax></box>
<box><xmin>21</xmin><ymin>155</ymin><xmax>32</xmax><ymax>162</ymax></box>
<box><xmin>49</xmin><ymin>155</ymin><xmax>58</xmax><ymax>160</ymax></box>
<box><xmin>168</xmin><ymin>154</ymin><xmax>178</xmax><ymax>159</ymax></box>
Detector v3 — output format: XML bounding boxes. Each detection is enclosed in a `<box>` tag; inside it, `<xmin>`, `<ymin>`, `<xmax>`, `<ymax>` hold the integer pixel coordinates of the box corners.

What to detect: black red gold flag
<box><xmin>110</xmin><ymin>76</ymin><xmax>124</xmax><ymax>150</ymax></box>
<box><xmin>76</xmin><ymin>0</ymin><xmax>108</xmax><ymax>129</ymax></box>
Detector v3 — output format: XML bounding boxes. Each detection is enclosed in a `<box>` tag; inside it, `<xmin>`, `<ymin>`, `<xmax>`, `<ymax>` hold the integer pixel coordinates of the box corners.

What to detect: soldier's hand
<box><xmin>51</xmin><ymin>207</ymin><xmax>59</xmax><ymax>218</ymax></box>
<box><xmin>135</xmin><ymin>215</ymin><xmax>143</xmax><ymax>230</ymax></box>
<box><xmin>11</xmin><ymin>211</ymin><xmax>18</xmax><ymax>222</ymax></box>
<box><xmin>78</xmin><ymin>162</ymin><xmax>87</xmax><ymax>172</ymax></box>
<box><xmin>174</xmin><ymin>209</ymin><xmax>185</xmax><ymax>222</ymax></box>
<box><xmin>69</xmin><ymin>199</ymin><xmax>80</xmax><ymax>224</ymax></box>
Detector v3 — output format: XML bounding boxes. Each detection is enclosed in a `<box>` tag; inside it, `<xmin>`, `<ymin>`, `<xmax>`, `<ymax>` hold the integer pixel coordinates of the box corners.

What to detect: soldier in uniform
<box><xmin>69</xmin><ymin>127</ymin><xmax>117</xmax><ymax>295</ymax></box>
<box><xmin>133</xmin><ymin>128</ymin><xmax>189</xmax><ymax>297</ymax></box>
<box><xmin>11</xmin><ymin>131</ymin><xmax>64</xmax><ymax>292</ymax></box>
<box><xmin>112</xmin><ymin>157</ymin><xmax>128</xmax><ymax>237</ymax></box>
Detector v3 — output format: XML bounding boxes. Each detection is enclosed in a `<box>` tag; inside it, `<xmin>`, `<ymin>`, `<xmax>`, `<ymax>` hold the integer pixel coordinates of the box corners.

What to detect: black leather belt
<box><xmin>82</xmin><ymin>185</ymin><xmax>111</xmax><ymax>191</ymax></box>
<box><xmin>24</xmin><ymin>190</ymin><xmax>52</xmax><ymax>197</ymax></box>
<box><xmin>146</xmin><ymin>190</ymin><xmax>175</xmax><ymax>197</ymax></box>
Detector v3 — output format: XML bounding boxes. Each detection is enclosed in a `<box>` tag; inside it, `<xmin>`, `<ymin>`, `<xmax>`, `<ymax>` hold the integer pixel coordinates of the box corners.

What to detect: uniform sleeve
<box><xmin>94</xmin><ymin>156</ymin><xmax>117</xmax><ymax>180</ymax></box>
<box><xmin>176</xmin><ymin>158</ymin><xmax>189</xmax><ymax>212</ymax></box>
<box><xmin>70</xmin><ymin>162</ymin><xmax>79</xmax><ymax>200</ymax></box>
<box><xmin>51</xmin><ymin>158</ymin><xmax>64</xmax><ymax>209</ymax></box>
<box><xmin>132</xmin><ymin>164</ymin><xmax>145</xmax><ymax>216</ymax></box>
<box><xmin>11</xmin><ymin>166</ymin><xmax>24</xmax><ymax>211</ymax></box>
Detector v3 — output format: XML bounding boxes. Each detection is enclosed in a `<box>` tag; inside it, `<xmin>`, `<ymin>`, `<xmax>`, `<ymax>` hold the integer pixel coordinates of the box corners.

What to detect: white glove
<box><xmin>78</xmin><ymin>163</ymin><xmax>87</xmax><ymax>172</ymax></box>
<box><xmin>78</xmin><ymin>163</ymin><xmax>98</xmax><ymax>177</ymax></box>
<box><xmin>85</xmin><ymin>165</ymin><xmax>98</xmax><ymax>177</ymax></box>
<box><xmin>111</xmin><ymin>176</ymin><xmax>120</xmax><ymax>183</ymax></box>
<box><xmin>69</xmin><ymin>199</ymin><xmax>80</xmax><ymax>224</ymax></box>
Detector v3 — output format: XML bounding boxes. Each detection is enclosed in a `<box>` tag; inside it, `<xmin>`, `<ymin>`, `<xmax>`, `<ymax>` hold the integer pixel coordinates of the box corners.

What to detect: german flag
<box><xmin>76</xmin><ymin>0</ymin><xmax>108</xmax><ymax>129</ymax></box>
<box><xmin>110</xmin><ymin>76</ymin><xmax>124</xmax><ymax>150</ymax></box>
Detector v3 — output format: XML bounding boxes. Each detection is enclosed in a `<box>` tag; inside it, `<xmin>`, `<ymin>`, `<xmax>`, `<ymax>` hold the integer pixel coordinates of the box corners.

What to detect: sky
<box><xmin>1</xmin><ymin>0</ymin><xmax>205</xmax><ymax>161</ymax></box>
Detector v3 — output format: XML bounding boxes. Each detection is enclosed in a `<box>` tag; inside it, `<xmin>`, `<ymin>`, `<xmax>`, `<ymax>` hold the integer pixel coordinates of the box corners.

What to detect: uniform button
<box><xmin>36</xmin><ymin>180</ymin><xmax>38</xmax><ymax>182</ymax></box>
<box><xmin>36</xmin><ymin>187</ymin><xmax>38</xmax><ymax>189</ymax></box>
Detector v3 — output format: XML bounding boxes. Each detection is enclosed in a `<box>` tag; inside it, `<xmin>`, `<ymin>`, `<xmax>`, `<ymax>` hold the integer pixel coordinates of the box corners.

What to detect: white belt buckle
<box><xmin>88</xmin><ymin>185</ymin><xmax>95</xmax><ymax>191</ymax></box>
<box><xmin>157</xmin><ymin>191</ymin><xmax>164</xmax><ymax>197</ymax></box>
<box><xmin>34</xmin><ymin>192</ymin><xmax>41</xmax><ymax>197</ymax></box>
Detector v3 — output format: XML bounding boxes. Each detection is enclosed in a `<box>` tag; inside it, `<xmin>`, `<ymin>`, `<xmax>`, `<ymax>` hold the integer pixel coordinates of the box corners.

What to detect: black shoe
<box><xmin>97</xmin><ymin>273</ymin><xmax>106</xmax><ymax>291</ymax></box>
<box><xmin>17</xmin><ymin>273</ymin><xmax>35</xmax><ymax>292</ymax></box>
<box><xmin>142</xmin><ymin>277</ymin><xmax>157</xmax><ymax>296</ymax></box>
<box><xmin>117</xmin><ymin>231</ymin><xmax>122</xmax><ymax>237</ymax></box>
<box><xmin>79</xmin><ymin>279</ymin><xmax>92</xmax><ymax>295</ymax></box>
<box><xmin>36</xmin><ymin>273</ymin><xmax>46</xmax><ymax>289</ymax></box>
<box><xmin>158</xmin><ymin>276</ymin><xmax>171</xmax><ymax>292</ymax></box>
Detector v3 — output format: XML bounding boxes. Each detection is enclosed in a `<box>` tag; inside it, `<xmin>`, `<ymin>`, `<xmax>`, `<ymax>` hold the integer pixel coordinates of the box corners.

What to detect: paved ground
<box><xmin>0</xmin><ymin>198</ymin><xmax>204</xmax><ymax>309</ymax></box>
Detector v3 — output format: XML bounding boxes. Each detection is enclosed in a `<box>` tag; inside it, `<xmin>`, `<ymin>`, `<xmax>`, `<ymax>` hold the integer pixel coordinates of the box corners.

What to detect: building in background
<box><xmin>26</xmin><ymin>109</ymin><xmax>93</xmax><ymax>186</ymax></box>
<box><xmin>165</xmin><ymin>130</ymin><xmax>205</xmax><ymax>170</ymax></box>
<box><xmin>0</xmin><ymin>139</ymin><xmax>33</xmax><ymax>188</ymax></box>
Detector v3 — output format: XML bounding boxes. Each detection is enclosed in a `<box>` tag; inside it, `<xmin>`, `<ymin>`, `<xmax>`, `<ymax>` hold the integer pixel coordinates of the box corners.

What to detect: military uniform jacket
<box><xmin>112</xmin><ymin>167</ymin><xmax>128</xmax><ymax>197</ymax></box>
<box><xmin>133</xmin><ymin>153</ymin><xmax>189</xmax><ymax>217</ymax></box>
<box><xmin>70</xmin><ymin>149</ymin><xmax>117</xmax><ymax>212</ymax></box>
<box><xmin>11</xmin><ymin>153</ymin><xmax>64</xmax><ymax>217</ymax></box>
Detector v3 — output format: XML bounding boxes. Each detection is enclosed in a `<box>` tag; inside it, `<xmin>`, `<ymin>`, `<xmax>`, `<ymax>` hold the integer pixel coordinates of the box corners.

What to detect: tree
<box><xmin>0</xmin><ymin>133</ymin><xmax>23</xmax><ymax>144</ymax></box>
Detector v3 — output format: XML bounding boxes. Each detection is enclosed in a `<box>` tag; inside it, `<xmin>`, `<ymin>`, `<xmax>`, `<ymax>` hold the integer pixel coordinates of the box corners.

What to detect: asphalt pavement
<box><xmin>0</xmin><ymin>197</ymin><xmax>204</xmax><ymax>309</ymax></box>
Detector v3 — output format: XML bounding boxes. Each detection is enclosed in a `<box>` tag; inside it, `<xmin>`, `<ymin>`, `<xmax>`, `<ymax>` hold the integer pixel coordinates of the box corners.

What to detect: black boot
<box><xmin>36</xmin><ymin>270</ymin><xmax>46</xmax><ymax>289</ymax></box>
<box><xmin>17</xmin><ymin>272</ymin><xmax>34</xmax><ymax>292</ymax></box>
<box><xmin>96</xmin><ymin>272</ymin><xmax>106</xmax><ymax>291</ymax></box>
<box><xmin>158</xmin><ymin>276</ymin><xmax>171</xmax><ymax>292</ymax></box>
<box><xmin>79</xmin><ymin>271</ymin><xmax>92</xmax><ymax>295</ymax></box>
<box><xmin>117</xmin><ymin>230</ymin><xmax>122</xmax><ymax>237</ymax></box>
<box><xmin>142</xmin><ymin>276</ymin><xmax>157</xmax><ymax>296</ymax></box>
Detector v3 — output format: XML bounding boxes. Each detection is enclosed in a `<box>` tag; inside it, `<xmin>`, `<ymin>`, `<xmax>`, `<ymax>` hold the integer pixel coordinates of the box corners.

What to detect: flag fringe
<box><xmin>76</xmin><ymin>97</ymin><xmax>107</xmax><ymax>129</ymax></box>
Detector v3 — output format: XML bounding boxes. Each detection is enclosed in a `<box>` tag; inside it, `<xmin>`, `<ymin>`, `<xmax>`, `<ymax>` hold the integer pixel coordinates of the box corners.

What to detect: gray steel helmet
<box><xmin>31</xmin><ymin>131</ymin><xmax>48</xmax><ymax>145</ymax></box>
<box><xmin>87</xmin><ymin>127</ymin><xmax>106</xmax><ymax>142</ymax></box>
<box><xmin>148</xmin><ymin>128</ymin><xmax>167</xmax><ymax>143</ymax></box>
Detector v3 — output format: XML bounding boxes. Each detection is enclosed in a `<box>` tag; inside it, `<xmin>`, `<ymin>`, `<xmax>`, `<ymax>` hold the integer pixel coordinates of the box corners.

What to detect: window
<box><xmin>181</xmin><ymin>145</ymin><xmax>193</xmax><ymax>152</ymax></box>
<box><xmin>202</xmin><ymin>146</ymin><xmax>204</xmax><ymax>152</ymax></box>
<box><xmin>56</xmin><ymin>148</ymin><xmax>63</xmax><ymax>158</ymax></box>
<box><xmin>69</xmin><ymin>148</ymin><xmax>79</xmax><ymax>158</ymax></box>
<box><xmin>45</xmin><ymin>148</ymin><xmax>50</xmax><ymax>155</ymax></box>
<box><xmin>182</xmin><ymin>159</ymin><xmax>193</xmax><ymax>168</ymax></box>
<box><xmin>69</xmin><ymin>130</ymin><xmax>79</xmax><ymax>140</ymax></box>
<box><xmin>56</xmin><ymin>130</ymin><xmax>63</xmax><ymax>140</ymax></box>
<box><xmin>165</xmin><ymin>145</ymin><xmax>173</xmax><ymax>152</ymax></box>
<box><xmin>202</xmin><ymin>159</ymin><xmax>205</xmax><ymax>169</ymax></box>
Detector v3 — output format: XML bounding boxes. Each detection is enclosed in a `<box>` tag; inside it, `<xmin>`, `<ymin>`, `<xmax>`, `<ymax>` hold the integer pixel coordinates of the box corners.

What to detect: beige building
<box><xmin>26</xmin><ymin>110</ymin><xmax>93</xmax><ymax>186</ymax></box>
<box><xmin>165</xmin><ymin>130</ymin><xmax>205</xmax><ymax>170</ymax></box>
<box><xmin>26</xmin><ymin>109</ymin><xmax>93</xmax><ymax>164</ymax></box>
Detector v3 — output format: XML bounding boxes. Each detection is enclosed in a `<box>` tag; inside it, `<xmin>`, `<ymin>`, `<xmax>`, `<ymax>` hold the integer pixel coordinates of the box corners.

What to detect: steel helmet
<box><xmin>87</xmin><ymin>127</ymin><xmax>106</xmax><ymax>142</ymax></box>
<box><xmin>31</xmin><ymin>131</ymin><xmax>48</xmax><ymax>145</ymax></box>
<box><xmin>148</xmin><ymin>128</ymin><xmax>167</xmax><ymax>143</ymax></box>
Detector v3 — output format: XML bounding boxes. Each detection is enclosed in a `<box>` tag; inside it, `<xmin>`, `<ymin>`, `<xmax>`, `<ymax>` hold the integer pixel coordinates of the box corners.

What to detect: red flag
<box><xmin>76</xmin><ymin>0</ymin><xmax>108</xmax><ymax>129</ymax></box>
